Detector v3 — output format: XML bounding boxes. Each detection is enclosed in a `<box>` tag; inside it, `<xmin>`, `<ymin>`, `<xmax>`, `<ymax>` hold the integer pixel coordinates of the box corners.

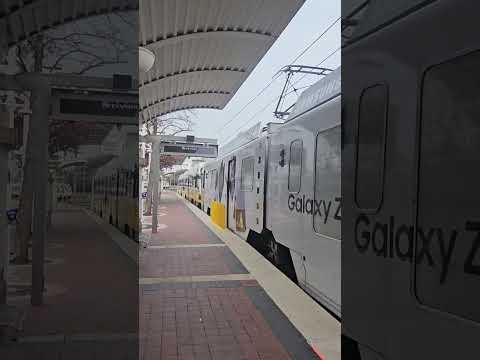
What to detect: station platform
<box><xmin>1</xmin><ymin>205</ymin><xmax>138</xmax><ymax>359</ymax></box>
<box><xmin>140</xmin><ymin>191</ymin><xmax>339</xmax><ymax>360</ymax></box>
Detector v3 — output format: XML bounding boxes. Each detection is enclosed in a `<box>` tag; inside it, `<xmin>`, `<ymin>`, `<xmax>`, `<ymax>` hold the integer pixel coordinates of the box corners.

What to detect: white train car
<box><xmin>177</xmin><ymin>161</ymin><xmax>205</xmax><ymax>209</ymax></box>
<box><xmin>202</xmin><ymin>159</ymin><xmax>220</xmax><ymax>215</ymax></box>
<box><xmin>200</xmin><ymin>68</ymin><xmax>341</xmax><ymax>317</ymax></box>
<box><xmin>93</xmin><ymin>132</ymin><xmax>139</xmax><ymax>240</ymax></box>
<box><xmin>210</xmin><ymin>135</ymin><xmax>267</xmax><ymax>239</ymax></box>
<box><xmin>265</xmin><ymin>68</ymin><xmax>341</xmax><ymax>316</ymax></box>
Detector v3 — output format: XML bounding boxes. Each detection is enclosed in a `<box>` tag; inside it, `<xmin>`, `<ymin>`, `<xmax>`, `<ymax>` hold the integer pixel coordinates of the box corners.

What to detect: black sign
<box><xmin>113</xmin><ymin>74</ymin><xmax>132</xmax><ymax>90</ymax></box>
<box><xmin>60</xmin><ymin>98</ymin><xmax>138</xmax><ymax>117</ymax></box>
<box><xmin>163</xmin><ymin>144</ymin><xmax>217</xmax><ymax>157</ymax></box>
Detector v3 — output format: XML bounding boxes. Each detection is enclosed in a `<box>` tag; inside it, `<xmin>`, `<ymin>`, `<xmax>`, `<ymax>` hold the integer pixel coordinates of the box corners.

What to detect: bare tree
<box><xmin>142</xmin><ymin>111</ymin><xmax>195</xmax><ymax>216</ymax></box>
<box><xmin>12</xmin><ymin>12</ymin><xmax>137</xmax><ymax>264</ymax></box>
<box><xmin>15</xmin><ymin>13</ymin><xmax>136</xmax><ymax>75</ymax></box>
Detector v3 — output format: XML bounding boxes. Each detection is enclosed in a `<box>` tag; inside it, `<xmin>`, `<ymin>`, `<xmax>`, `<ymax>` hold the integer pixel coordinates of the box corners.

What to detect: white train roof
<box><xmin>139</xmin><ymin>0</ymin><xmax>305</xmax><ymax>121</ymax></box>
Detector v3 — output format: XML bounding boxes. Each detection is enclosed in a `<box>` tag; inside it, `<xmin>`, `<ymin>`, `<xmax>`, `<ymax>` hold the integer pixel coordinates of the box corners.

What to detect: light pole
<box><xmin>139</xmin><ymin>47</ymin><xmax>155</xmax><ymax>232</ymax></box>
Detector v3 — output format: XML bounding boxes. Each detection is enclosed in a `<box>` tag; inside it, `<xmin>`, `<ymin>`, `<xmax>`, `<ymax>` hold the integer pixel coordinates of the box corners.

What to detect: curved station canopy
<box><xmin>0</xmin><ymin>0</ymin><xmax>138</xmax><ymax>54</ymax></box>
<box><xmin>139</xmin><ymin>0</ymin><xmax>305</xmax><ymax>122</ymax></box>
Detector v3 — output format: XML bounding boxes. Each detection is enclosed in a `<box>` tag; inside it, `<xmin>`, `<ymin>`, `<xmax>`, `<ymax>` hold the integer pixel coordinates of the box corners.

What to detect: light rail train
<box><xmin>178</xmin><ymin>163</ymin><xmax>204</xmax><ymax>209</ymax></box>
<box><xmin>177</xmin><ymin>68</ymin><xmax>341</xmax><ymax>317</ymax></box>
<box><xmin>92</xmin><ymin>132</ymin><xmax>139</xmax><ymax>241</ymax></box>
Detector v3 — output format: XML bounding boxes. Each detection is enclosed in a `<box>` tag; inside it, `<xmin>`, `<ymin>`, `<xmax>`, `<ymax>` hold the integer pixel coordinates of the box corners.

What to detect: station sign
<box><xmin>59</xmin><ymin>98</ymin><xmax>138</xmax><ymax>117</ymax></box>
<box><xmin>160</xmin><ymin>143</ymin><xmax>218</xmax><ymax>158</ymax></box>
<box><xmin>51</xmin><ymin>89</ymin><xmax>138</xmax><ymax>125</ymax></box>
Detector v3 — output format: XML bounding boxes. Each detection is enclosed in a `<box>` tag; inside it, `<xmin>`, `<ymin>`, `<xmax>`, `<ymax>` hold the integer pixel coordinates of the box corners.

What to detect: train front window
<box><xmin>415</xmin><ymin>50</ymin><xmax>480</xmax><ymax>323</ymax></box>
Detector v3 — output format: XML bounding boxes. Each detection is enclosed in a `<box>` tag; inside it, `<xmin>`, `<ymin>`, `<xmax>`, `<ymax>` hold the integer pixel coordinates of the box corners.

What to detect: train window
<box><xmin>415</xmin><ymin>50</ymin><xmax>480</xmax><ymax>323</ymax></box>
<box><xmin>240</xmin><ymin>157</ymin><xmax>254</xmax><ymax>191</ymax></box>
<box><xmin>288</xmin><ymin>139</ymin><xmax>303</xmax><ymax>193</ymax></box>
<box><xmin>219</xmin><ymin>163</ymin><xmax>225</xmax><ymax>192</ymax></box>
<box><xmin>314</xmin><ymin>126</ymin><xmax>341</xmax><ymax>238</ymax></box>
<box><xmin>213</xmin><ymin>169</ymin><xmax>218</xmax><ymax>189</ymax></box>
<box><xmin>355</xmin><ymin>84</ymin><xmax>388</xmax><ymax>211</ymax></box>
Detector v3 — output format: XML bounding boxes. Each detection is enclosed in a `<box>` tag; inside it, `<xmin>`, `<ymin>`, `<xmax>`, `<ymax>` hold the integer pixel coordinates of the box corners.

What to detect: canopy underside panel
<box><xmin>139</xmin><ymin>0</ymin><xmax>306</xmax><ymax>120</ymax></box>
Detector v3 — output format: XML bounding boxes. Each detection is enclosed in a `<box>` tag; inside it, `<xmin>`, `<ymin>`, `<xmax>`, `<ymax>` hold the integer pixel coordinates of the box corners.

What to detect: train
<box><xmin>92</xmin><ymin>131</ymin><xmax>139</xmax><ymax>241</ymax></box>
<box><xmin>177</xmin><ymin>162</ymin><xmax>204</xmax><ymax>209</ymax></box>
<box><xmin>177</xmin><ymin>67</ymin><xmax>341</xmax><ymax>318</ymax></box>
<box><xmin>342</xmin><ymin>0</ymin><xmax>479</xmax><ymax>359</ymax></box>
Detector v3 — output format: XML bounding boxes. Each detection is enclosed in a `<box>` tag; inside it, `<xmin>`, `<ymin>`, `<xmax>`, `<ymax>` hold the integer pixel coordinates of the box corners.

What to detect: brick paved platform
<box><xmin>142</xmin><ymin>193</ymin><xmax>222</xmax><ymax>246</ymax></box>
<box><xmin>140</xmin><ymin>191</ymin><xmax>319</xmax><ymax>360</ymax></box>
<box><xmin>3</xmin><ymin>206</ymin><xmax>138</xmax><ymax>359</ymax></box>
<box><xmin>141</xmin><ymin>247</ymin><xmax>247</xmax><ymax>278</ymax></box>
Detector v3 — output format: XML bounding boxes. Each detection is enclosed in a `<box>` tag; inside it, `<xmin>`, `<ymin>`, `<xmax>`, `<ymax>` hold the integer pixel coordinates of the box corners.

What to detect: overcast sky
<box><xmin>189</xmin><ymin>0</ymin><xmax>340</xmax><ymax>145</ymax></box>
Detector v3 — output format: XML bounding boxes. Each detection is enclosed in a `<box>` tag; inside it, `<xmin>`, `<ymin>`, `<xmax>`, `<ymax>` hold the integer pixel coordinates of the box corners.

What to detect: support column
<box><xmin>139</xmin><ymin>167</ymin><xmax>143</xmax><ymax>228</ymax></box>
<box><xmin>0</xmin><ymin>94</ymin><xmax>15</xmax><ymax>303</ymax></box>
<box><xmin>0</xmin><ymin>142</ymin><xmax>11</xmax><ymax>304</ymax></box>
<box><xmin>18</xmin><ymin>75</ymin><xmax>51</xmax><ymax>306</ymax></box>
<box><xmin>150</xmin><ymin>140</ymin><xmax>160</xmax><ymax>234</ymax></box>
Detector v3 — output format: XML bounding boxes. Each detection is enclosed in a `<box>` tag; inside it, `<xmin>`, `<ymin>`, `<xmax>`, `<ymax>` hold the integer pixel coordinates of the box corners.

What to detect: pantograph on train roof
<box><xmin>273</xmin><ymin>65</ymin><xmax>340</xmax><ymax>121</ymax></box>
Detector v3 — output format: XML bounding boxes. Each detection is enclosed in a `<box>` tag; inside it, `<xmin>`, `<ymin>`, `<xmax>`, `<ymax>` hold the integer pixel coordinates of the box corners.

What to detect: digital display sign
<box><xmin>59</xmin><ymin>98</ymin><xmax>138</xmax><ymax>117</ymax></box>
<box><xmin>161</xmin><ymin>143</ymin><xmax>218</xmax><ymax>158</ymax></box>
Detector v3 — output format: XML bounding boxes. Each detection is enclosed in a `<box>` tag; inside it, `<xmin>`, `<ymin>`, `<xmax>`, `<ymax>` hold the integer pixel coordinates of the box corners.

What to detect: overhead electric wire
<box><xmin>220</xmin><ymin>46</ymin><xmax>340</xmax><ymax>145</ymax></box>
<box><xmin>288</xmin><ymin>16</ymin><xmax>340</xmax><ymax>65</ymax></box>
<box><xmin>220</xmin><ymin>84</ymin><xmax>313</xmax><ymax>144</ymax></box>
<box><xmin>292</xmin><ymin>45</ymin><xmax>341</xmax><ymax>85</ymax></box>
<box><xmin>218</xmin><ymin>73</ymin><xmax>282</xmax><ymax>134</ymax></box>
<box><xmin>218</xmin><ymin>16</ymin><xmax>341</xmax><ymax>135</ymax></box>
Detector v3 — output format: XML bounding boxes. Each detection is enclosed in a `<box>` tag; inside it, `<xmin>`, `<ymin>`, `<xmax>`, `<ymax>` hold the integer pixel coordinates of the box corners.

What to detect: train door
<box><xmin>266</xmin><ymin>132</ymin><xmax>307</xmax><ymax>288</ymax></box>
<box><xmin>226</xmin><ymin>157</ymin><xmax>236</xmax><ymax>231</ymax></box>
